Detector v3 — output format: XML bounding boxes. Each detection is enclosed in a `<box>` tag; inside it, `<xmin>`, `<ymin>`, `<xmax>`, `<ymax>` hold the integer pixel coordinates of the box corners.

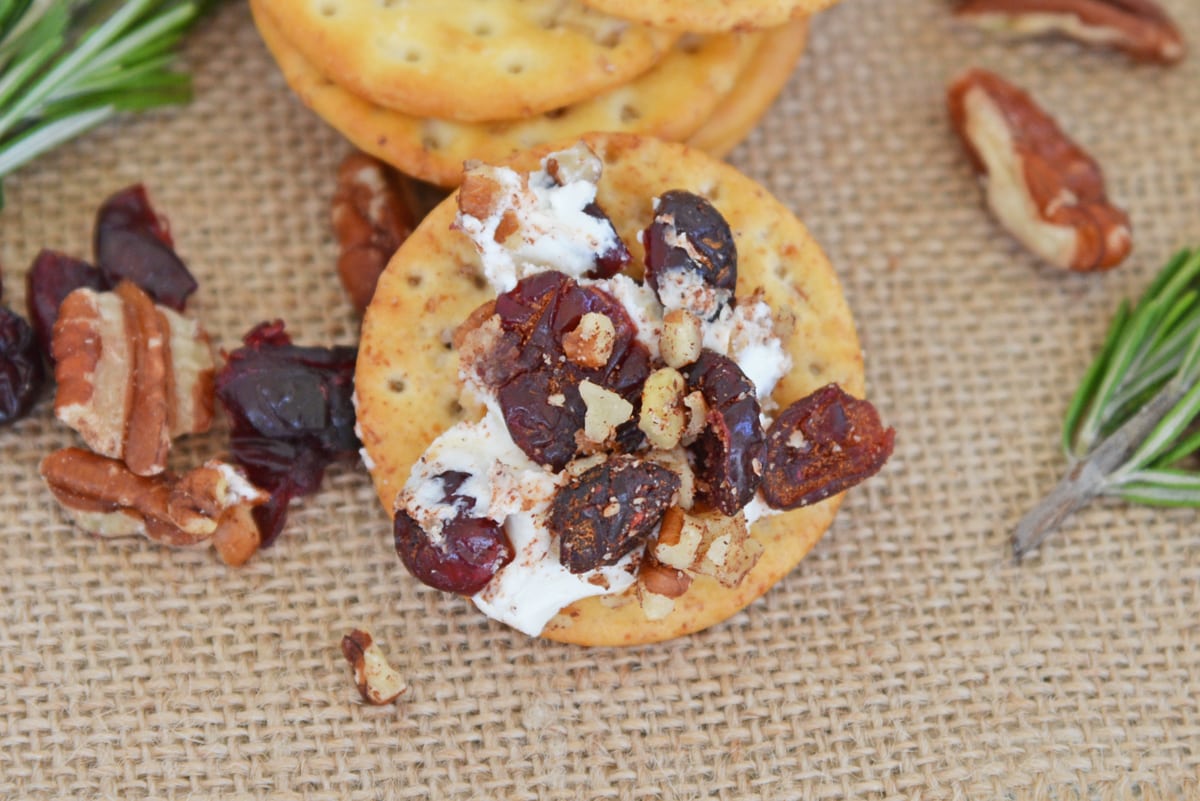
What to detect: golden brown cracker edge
<box><xmin>356</xmin><ymin>133</ymin><xmax>865</xmax><ymax>646</ymax></box>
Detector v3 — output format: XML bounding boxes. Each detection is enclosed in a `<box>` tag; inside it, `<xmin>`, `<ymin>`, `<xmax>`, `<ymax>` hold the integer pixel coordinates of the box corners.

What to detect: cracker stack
<box><xmin>250</xmin><ymin>0</ymin><xmax>836</xmax><ymax>187</ymax></box>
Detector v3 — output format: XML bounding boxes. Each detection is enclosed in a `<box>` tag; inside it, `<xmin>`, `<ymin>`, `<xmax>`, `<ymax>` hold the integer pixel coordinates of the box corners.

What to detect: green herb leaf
<box><xmin>0</xmin><ymin>0</ymin><xmax>217</xmax><ymax>209</ymax></box>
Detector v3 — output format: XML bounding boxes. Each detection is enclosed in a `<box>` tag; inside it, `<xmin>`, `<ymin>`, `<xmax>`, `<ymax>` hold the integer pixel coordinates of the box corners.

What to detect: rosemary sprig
<box><xmin>0</xmin><ymin>0</ymin><xmax>216</xmax><ymax>209</ymax></box>
<box><xmin>1014</xmin><ymin>248</ymin><xmax>1200</xmax><ymax>558</ymax></box>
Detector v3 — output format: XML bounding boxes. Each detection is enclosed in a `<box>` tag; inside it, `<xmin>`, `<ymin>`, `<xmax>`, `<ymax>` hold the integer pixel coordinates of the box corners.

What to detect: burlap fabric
<box><xmin>2</xmin><ymin>1</ymin><xmax>1198</xmax><ymax>798</ymax></box>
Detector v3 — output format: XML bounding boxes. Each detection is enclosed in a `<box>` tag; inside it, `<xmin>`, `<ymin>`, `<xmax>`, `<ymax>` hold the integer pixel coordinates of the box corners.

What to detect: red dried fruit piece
<box><xmin>686</xmin><ymin>350</ymin><xmax>765</xmax><ymax>516</ymax></box>
<box><xmin>762</xmin><ymin>384</ymin><xmax>894</xmax><ymax>510</ymax></box>
<box><xmin>583</xmin><ymin>201</ymin><xmax>632</xmax><ymax>279</ymax></box>
<box><xmin>26</xmin><ymin>249</ymin><xmax>109</xmax><ymax>357</ymax></box>
<box><xmin>483</xmin><ymin>271</ymin><xmax>650</xmax><ymax>470</ymax></box>
<box><xmin>95</xmin><ymin>184</ymin><xmax>197</xmax><ymax>310</ymax></box>
<box><xmin>643</xmin><ymin>190</ymin><xmax>737</xmax><ymax>315</ymax></box>
<box><xmin>393</xmin><ymin>509</ymin><xmax>514</xmax><ymax>595</ymax></box>
<box><xmin>0</xmin><ymin>306</ymin><xmax>45</xmax><ymax>425</ymax></box>
<box><xmin>215</xmin><ymin>320</ymin><xmax>359</xmax><ymax>545</ymax></box>
<box><xmin>550</xmin><ymin>455</ymin><xmax>680</xmax><ymax>574</ymax></box>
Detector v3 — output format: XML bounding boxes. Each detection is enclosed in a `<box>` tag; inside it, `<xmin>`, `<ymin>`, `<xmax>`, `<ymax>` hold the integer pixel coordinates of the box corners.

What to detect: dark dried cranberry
<box><xmin>216</xmin><ymin>321</ymin><xmax>359</xmax><ymax>545</ymax></box>
<box><xmin>0</xmin><ymin>306</ymin><xmax>45</xmax><ymax>425</ymax></box>
<box><xmin>394</xmin><ymin>509</ymin><xmax>514</xmax><ymax>595</ymax></box>
<box><xmin>583</xmin><ymin>202</ymin><xmax>631</xmax><ymax>279</ymax></box>
<box><xmin>95</xmin><ymin>184</ymin><xmax>197</xmax><ymax>310</ymax></box>
<box><xmin>762</xmin><ymin>384</ymin><xmax>894</xmax><ymax>510</ymax></box>
<box><xmin>26</xmin><ymin>249</ymin><xmax>109</xmax><ymax>357</ymax></box>
<box><xmin>643</xmin><ymin>190</ymin><xmax>736</xmax><ymax>314</ymax></box>
<box><xmin>551</xmin><ymin>455</ymin><xmax>680</xmax><ymax>573</ymax></box>
<box><xmin>483</xmin><ymin>271</ymin><xmax>650</xmax><ymax>470</ymax></box>
<box><xmin>686</xmin><ymin>350</ymin><xmax>765</xmax><ymax>516</ymax></box>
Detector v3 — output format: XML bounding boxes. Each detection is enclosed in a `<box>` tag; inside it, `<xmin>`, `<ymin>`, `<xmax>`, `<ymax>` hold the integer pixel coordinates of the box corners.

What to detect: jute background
<box><xmin>2</xmin><ymin>1</ymin><xmax>1198</xmax><ymax>798</ymax></box>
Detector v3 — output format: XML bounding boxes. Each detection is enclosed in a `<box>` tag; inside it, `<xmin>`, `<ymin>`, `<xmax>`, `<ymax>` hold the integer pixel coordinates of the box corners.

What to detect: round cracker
<box><xmin>253</xmin><ymin>1</ymin><xmax>759</xmax><ymax>187</ymax></box>
<box><xmin>356</xmin><ymin>134</ymin><xmax>865</xmax><ymax>646</ymax></box>
<box><xmin>578</xmin><ymin>0</ymin><xmax>836</xmax><ymax>33</ymax></box>
<box><xmin>689</xmin><ymin>17</ymin><xmax>810</xmax><ymax>158</ymax></box>
<box><xmin>254</xmin><ymin>0</ymin><xmax>677</xmax><ymax>123</ymax></box>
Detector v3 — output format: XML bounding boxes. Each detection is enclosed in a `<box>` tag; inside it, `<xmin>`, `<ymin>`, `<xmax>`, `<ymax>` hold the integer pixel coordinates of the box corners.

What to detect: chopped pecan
<box><xmin>52</xmin><ymin>282</ymin><xmax>215</xmax><ymax>476</ymax></box>
<box><xmin>956</xmin><ymin>0</ymin><xmax>1185</xmax><ymax>64</ymax></box>
<box><xmin>948</xmin><ymin>68</ymin><xmax>1132</xmax><ymax>272</ymax></box>
<box><xmin>636</xmin><ymin>554</ymin><xmax>693</xmax><ymax>621</ymax></box>
<box><xmin>341</xmin><ymin>629</ymin><xmax>408</xmax><ymax>705</ymax></box>
<box><xmin>41</xmin><ymin>448</ymin><xmax>268</xmax><ymax>555</ymax></box>
<box><xmin>332</xmin><ymin>152</ymin><xmax>421</xmax><ymax>313</ymax></box>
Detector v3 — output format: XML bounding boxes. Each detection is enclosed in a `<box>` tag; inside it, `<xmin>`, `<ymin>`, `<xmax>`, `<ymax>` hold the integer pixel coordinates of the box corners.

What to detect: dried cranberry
<box><xmin>0</xmin><ymin>306</ymin><xmax>45</xmax><ymax>425</ymax></box>
<box><xmin>394</xmin><ymin>509</ymin><xmax>514</xmax><ymax>595</ymax></box>
<box><xmin>551</xmin><ymin>455</ymin><xmax>680</xmax><ymax>573</ymax></box>
<box><xmin>762</xmin><ymin>384</ymin><xmax>894</xmax><ymax>510</ymax></box>
<box><xmin>95</xmin><ymin>185</ymin><xmax>197</xmax><ymax>310</ymax></box>
<box><xmin>482</xmin><ymin>271</ymin><xmax>650</xmax><ymax>470</ymax></box>
<box><xmin>643</xmin><ymin>190</ymin><xmax>736</xmax><ymax>315</ymax></box>
<box><xmin>583</xmin><ymin>201</ymin><xmax>631</xmax><ymax>279</ymax></box>
<box><xmin>216</xmin><ymin>321</ymin><xmax>359</xmax><ymax>545</ymax></box>
<box><xmin>686</xmin><ymin>350</ymin><xmax>765</xmax><ymax>516</ymax></box>
<box><xmin>26</xmin><ymin>250</ymin><xmax>109</xmax><ymax>357</ymax></box>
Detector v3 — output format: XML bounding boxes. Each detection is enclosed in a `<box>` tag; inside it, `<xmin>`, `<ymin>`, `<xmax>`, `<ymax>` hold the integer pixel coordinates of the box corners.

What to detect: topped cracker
<box><xmin>255</xmin><ymin>0</ymin><xmax>677</xmax><ymax>123</ymax></box>
<box><xmin>356</xmin><ymin>134</ymin><xmax>876</xmax><ymax>645</ymax></box>
<box><xmin>578</xmin><ymin>0</ymin><xmax>836</xmax><ymax>33</ymax></box>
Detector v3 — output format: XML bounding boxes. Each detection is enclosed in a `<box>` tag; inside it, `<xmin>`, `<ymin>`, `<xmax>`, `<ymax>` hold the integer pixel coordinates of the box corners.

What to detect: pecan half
<box><xmin>948</xmin><ymin>69</ymin><xmax>1132</xmax><ymax>272</ymax></box>
<box><xmin>341</xmin><ymin>629</ymin><xmax>408</xmax><ymax>705</ymax></box>
<box><xmin>956</xmin><ymin>0</ymin><xmax>1185</xmax><ymax>64</ymax></box>
<box><xmin>52</xmin><ymin>282</ymin><xmax>215</xmax><ymax>476</ymax></box>
<box><xmin>41</xmin><ymin>448</ymin><xmax>268</xmax><ymax>558</ymax></box>
<box><xmin>331</xmin><ymin>152</ymin><xmax>422</xmax><ymax>313</ymax></box>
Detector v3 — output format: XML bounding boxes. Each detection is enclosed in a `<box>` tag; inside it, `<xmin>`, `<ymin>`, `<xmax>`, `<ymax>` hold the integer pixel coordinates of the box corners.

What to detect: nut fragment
<box><xmin>332</xmin><ymin>152</ymin><xmax>419</xmax><ymax>313</ymax></box>
<box><xmin>579</xmin><ymin>379</ymin><xmax>634</xmax><ymax>444</ymax></box>
<box><xmin>652</xmin><ymin>505</ymin><xmax>702</xmax><ymax>569</ymax></box>
<box><xmin>638</xmin><ymin>367</ymin><xmax>687</xmax><ymax>450</ymax></box>
<box><xmin>948</xmin><ymin>69</ymin><xmax>1132</xmax><ymax>272</ymax></box>
<box><xmin>53</xmin><ymin>282</ymin><xmax>215</xmax><ymax>476</ymax></box>
<box><xmin>41</xmin><ymin>448</ymin><xmax>268</xmax><ymax>553</ymax></box>
<box><xmin>636</xmin><ymin>555</ymin><xmax>693</xmax><ymax>621</ymax></box>
<box><xmin>955</xmin><ymin>0</ymin><xmax>1185</xmax><ymax>64</ymax></box>
<box><xmin>341</xmin><ymin>629</ymin><xmax>408</xmax><ymax>705</ymax></box>
<box><xmin>689</xmin><ymin>510</ymin><xmax>763</xmax><ymax>588</ymax></box>
<box><xmin>562</xmin><ymin>312</ymin><xmax>616</xmax><ymax>369</ymax></box>
<box><xmin>660</xmin><ymin>309</ymin><xmax>703</xmax><ymax>369</ymax></box>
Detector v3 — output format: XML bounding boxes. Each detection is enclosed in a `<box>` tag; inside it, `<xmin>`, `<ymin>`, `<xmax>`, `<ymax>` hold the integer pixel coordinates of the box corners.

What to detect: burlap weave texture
<box><xmin>1</xmin><ymin>1</ymin><xmax>1198</xmax><ymax>799</ymax></box>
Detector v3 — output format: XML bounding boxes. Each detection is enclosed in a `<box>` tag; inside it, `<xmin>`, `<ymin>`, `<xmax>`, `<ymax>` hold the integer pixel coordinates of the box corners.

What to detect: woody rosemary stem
<box><xmin>1013</xmin><ymin>382</ymin><xmax>1185</xmax><ymax>559</ymax></box>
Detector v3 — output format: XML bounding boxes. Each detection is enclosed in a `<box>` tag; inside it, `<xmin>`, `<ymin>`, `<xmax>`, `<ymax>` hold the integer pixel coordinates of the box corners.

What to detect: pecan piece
<box><xmin>52</xmin><ymin>282</ymin><xmax>215</xmax><ymax>476</ymax></box>
<box><xmin>331</xmin><ymin>152</ymin><xmax>422</xmax><ymax>313</ymax></box>
<box><xmin>341</xmin><ymin>629</ymin><xmax>408</xmax><ymax>705</ymax></box>
<box><xmin>956</xmin><ymin>0</ymin><xmax>1185</xmax><ymax>64</ymax></box>
<box><xmin>948</xmin><ymin>69</ymin><xmax>1132</xmax><ymax>272</ymax></box>
<box><xmin>41</xmin><ymin>448</ymin><xmax>268</xmax><ymax>555</ymax></box>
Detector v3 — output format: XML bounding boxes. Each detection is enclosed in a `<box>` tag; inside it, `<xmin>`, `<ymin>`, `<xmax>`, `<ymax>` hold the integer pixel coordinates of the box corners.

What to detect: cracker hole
<box><xmin>679</xmin><ymin>34</ymin><xmax>704</xmax><ymax>55</ymax></box>
<box><xmin>407</xmin><ymin>274</ymin><xmax>422</xmax><ymax>287</ymax></box>
<box><xmin>388</xmin><ymin>377</ymin><xmax>407</xmax><ymax>394</ymax></box>
<box><xmin>544</xmin><ymin>107</ymin><xmax>569</xmax><ymax>120</ymax></box>
<box><xmin>404</xmin><ymin>48</ymin><xmax>422</xmax><ymax>63</ymax></box>
<box><xmin>472</xmin><ymin>22</ymin><xmax>494</xmax><ymax>36</ymax></box>
<box><xmin>620</xmin><ymin>104</ymin><xmax>640</xmax><ymax>123</ymax></box>
<box><xmin>472</xmin><ymin>274</ymin><xmax>488</xmax><ymax>290</ymax></box>
<box><xmin>421</xmin><ymin>134</ymin><xmax>441</xmax><ymax>151</ymax></box>
<box><xmin>318</xmin><ymin>1</ymin><xmax>337</xmax><ymax>17</ymax></box>
<box><xmin>448</xmin><ymin>400</ymin><xmax>464</xmax><ymax>418</ymax></box>
<box><xmin>506</xmin><ymin>61</ymin><xmax>526</xmax><ymax>75</ymax></box>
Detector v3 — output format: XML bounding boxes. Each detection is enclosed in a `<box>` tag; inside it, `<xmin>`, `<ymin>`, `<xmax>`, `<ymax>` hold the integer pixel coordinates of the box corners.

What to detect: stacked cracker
<box><xmin>250</xmin><ymin>0</ymin><xmax>838</xmax><ymax>187</ymax></box>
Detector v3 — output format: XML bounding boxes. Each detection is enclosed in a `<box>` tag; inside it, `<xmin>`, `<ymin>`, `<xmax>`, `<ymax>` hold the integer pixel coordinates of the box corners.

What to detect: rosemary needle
<box><xmin>0</xmin><ymin>0</ymin><xmax>217</xmax><ymax>209</ymax></box>
<box><xmin>1014</xmin><ymin>248</ymin><xmax>1200</xmax><ymax>558</ymax></box>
